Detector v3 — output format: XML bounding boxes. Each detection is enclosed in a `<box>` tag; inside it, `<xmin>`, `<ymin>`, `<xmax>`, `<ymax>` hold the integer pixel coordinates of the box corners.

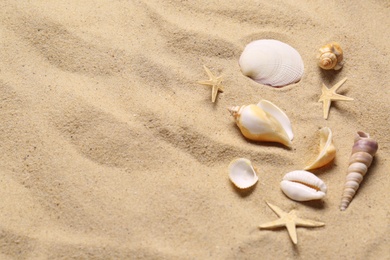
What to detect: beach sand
<box><xmin>0</xmin><ymin>1</ymin><xmax>389</xmax><ymax>259</ymax></box>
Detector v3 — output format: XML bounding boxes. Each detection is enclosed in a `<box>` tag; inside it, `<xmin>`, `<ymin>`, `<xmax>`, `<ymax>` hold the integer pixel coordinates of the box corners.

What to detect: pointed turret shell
<box><xmin>228</xmin><ymin>158</ymin><xmax>259</xmax><ymax>189</ymax></box>
<box><xmin>304</xmin><ymin>127</ymin><xmax>336</xmax><ymax>170</ymax></box>
<box><xmin>228</xmin><ymin>100</ymin><xmax>293</xmax><ymax>147</ymax></box>
<box><xmin>239</xmin><ymin>39</ymin><xmax>304</xmax><ymax>87</ymax></box>
<box><xmin>317</xmin><ymin>42</ymin><xmax>344</xmax><ymax>70</ymax></box>
<box><xmin>280</xmin><ymin>170</ymin><xmax>327</xmax><ymax>201</ymax></box>
<box><xmin>340</xmin><ymin>131</ymin><xmax>378</xmax><ymax>211</ymax></box>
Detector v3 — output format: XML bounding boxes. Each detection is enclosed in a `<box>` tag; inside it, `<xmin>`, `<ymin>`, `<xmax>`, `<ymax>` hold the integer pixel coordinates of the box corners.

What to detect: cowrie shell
<box><xmin>280</xmin><ymin>170</ymin><xmax>327</xmax><ymax>201</ymax></box>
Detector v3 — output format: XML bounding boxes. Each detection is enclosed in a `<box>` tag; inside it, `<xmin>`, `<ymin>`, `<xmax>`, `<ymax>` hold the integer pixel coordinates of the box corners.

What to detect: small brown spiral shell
<box><xmin>340</xmin><ymin>131</ymin><xmax>378</xmax><ymax>211</ymax></box>
<box><xmin>318</xmin><ymin>42</ymin><xmax>344</xmax><ymax>70</ymax></box>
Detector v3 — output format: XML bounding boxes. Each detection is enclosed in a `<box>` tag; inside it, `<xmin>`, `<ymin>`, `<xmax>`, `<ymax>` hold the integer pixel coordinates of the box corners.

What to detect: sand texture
<box><xmin>1</xmin><ymin>1</ymin><xmax>389</xmax><ymax>259</ymax></box>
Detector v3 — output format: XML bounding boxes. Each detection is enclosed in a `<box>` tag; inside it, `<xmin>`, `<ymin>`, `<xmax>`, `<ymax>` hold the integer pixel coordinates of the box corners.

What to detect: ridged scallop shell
<box><xmin>340</xmin><ymin>131</ymin><xmax>378</xmax><ymax>211</ymax></box>
<box><xmin>239</xmin><ymin>39</ymin><xmax>304</xmax><ymax>87</ymax></box>
<box><xmin>228</xmin><ymin>158</ymin><xmax>259</xmax><ymax>189</ymax></box>
<box><xmin>228</xmin><ymin>100</ymin><xmax>293</xmax><ymax>147</ymax></box>
<box><xmin>304</xmin><ymin>127</ymin><xmax>336</xmax><ymax>170</ymax></box>
<box><xmin>317</xmin><ymin>42</ymin><xmax>344</xmax><ymax>70</ymax></box>
<box><xmin>280</xmin><ymin>170</ymin><xmax>327</xmax><ymax>201</ymax></box>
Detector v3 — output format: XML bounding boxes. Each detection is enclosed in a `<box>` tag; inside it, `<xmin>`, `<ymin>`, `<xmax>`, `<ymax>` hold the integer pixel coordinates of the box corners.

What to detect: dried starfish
<box><xmin>318</xmin><ymin>77</ymin><xmax>353</xmax><ymax>119</ymax></box>
<box><xmin>259</xmin><ymin>202</ymin><xmax>324</xmax><ymax>245</ymax></box>
<box><xmin>198</xmin><ymin>65</ymin><xmax>224</xmax><ymax>102</ymax></box>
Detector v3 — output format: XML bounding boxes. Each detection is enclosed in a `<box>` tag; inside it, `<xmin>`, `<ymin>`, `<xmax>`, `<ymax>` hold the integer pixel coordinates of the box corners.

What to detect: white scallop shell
<box><xmin>280</xmin><ymin>170</ymin><xmax>327</xmax><ymax>201</ymax></box>
<box><xmin>228</xmin><ymin>158</ymin><xmax>258</xmax><ymax>189</ymax></box>
<box><xmin>239</xmin><ymin>39</ymin><xmax>304</xmax><ymax>87</ymax></box>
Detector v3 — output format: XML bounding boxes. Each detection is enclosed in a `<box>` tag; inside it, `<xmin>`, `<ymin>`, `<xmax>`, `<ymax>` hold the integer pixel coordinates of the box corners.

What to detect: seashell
<box><xmin>228</xmin><ymin>158</ymin><xmax>259</xmax><ymax>189</ymax></box>
<box><xmin>340</xmin><ymin>131</ymin><xmax>378</xmax><ymax>211</ymax></box>
<box><xmin>304</xmin><ymin>127</ymin><xmax>336</xmax><ymax>170</ymax></box>
<box><xmin>239</xmin><ymin>39</ymin><xmax>304</xmax><ymax>87</ymax></box>
<box><xmin>280</xmin><ymin>170</ymin><xmax>327</xmax><ymax>201</ymax></box>
<box><xmin>228</xmin><ymin>100</ymin><xmax>293</xmax><ymax>147</ymax></box>
<box><xmin>317</xmin><ymin>42</ymin><xmax>344</xmax><ymax>70</ymax></box>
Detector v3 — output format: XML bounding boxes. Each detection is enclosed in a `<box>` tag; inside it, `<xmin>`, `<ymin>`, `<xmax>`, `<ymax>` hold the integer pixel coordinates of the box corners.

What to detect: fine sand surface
<box><xmin>1</xmin><ymin>1</ymin><xmax>389</xmax><ymax>259</ymax></box>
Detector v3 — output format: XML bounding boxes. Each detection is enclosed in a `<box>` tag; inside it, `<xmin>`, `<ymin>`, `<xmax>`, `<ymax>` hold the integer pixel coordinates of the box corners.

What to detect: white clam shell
<box><xmin>239</xmin><ymin>39</ymin><xmax>304</xmax><ymax>87</ymax></box>
<box><xmin>228</xmin><ymin>100</ymin><xmax>293</xmax><ymax>147</ymax></box>
<box><xmin>228</xmin><ymin>158</ymin><xmax>258</xmax><ymax>189</ymax></box>
<box><xmin>304</xmin><ymin>127</ymin><xmax>336</xmax><ymax>170</ymax></box>
<box><xmin>280</xmin><ymin>170</ymin><xmax>327</xmax><ymax>201</ymax></box>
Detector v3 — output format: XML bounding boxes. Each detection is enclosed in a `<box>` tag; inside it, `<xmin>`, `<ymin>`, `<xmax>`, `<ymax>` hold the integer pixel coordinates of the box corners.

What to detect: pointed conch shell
<box><xmin>239</xmin><ymin>39</ymin><xmax>304</xmax><ymax>87</ymax></box>
<box><xmin>228</xmin><ymin>158</ymin><xmax>258</xmax><ymax>189</ymax></box>
<box><xmin>280</xmin><ymin>170</ymin><xmax>327</xmax><ymax>201</ymax></box>
<box><xmin>228</xmin><ymin>100</ymin><xmax>293</xmax><ymax>147</ymax></box>
<box><xmin>340</xmin><ymin>131</ymin><xmax>378</xmax><ymax>211</ymax></box>
<box><xmin>304</xmin><ymin>127</ymin><xmax>336</xmax><ymax>170</ymax></box>
<box><xmin>317</xmin><ymin>42</ymin><xmax>344</xmax><ymax>70</ymax></box>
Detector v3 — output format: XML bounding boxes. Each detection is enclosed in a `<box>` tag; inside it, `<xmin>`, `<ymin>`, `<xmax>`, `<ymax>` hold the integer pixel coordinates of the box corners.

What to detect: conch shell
<box><xmin>228</xmin><ymin>158</ymin><xmax>258</xmax><ymax>189</ymax></box>
<box><xmin>304</xmin><ymin>127</ymin><xmax>336</xmax><ymax>170</ymax></box>
<box><xmin>228</xmin><ymin>100</ymin><xmax>293</xmax><ymax>147</ymax></box>
<box><xmin>239</xmin><ymin>39</ymin><xmax>304</xmax><ymax>87</ymax></box>
<box><xmin>317</xmin><ymin>42</ymin><xmax>344</xmax><ymax>70</ymax></box>
<box><xmin>340</xmin><ymin>131</ymin><xmax>378</xmax><ymax>211</ymax></box>
<box><xmin>280</xmin><ymin>170</ymin><xmax>327</xmax><ymax>201</ymax></box>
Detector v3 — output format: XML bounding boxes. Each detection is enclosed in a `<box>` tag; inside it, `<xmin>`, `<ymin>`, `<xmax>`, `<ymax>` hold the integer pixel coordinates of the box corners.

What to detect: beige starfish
<box><xmin>318</xmin><ymin>77</ymin><xmax>353</xmax><ymax>119</ymax></box>
<box><xmin>198</xmin><ymin>65</ymin><xmax>224</xmax><ymax>102</ymax></box>
<box><xmin>259</xmin><ymin>202</ymin><xmax>324</xmax><ymax>245</ymax></box>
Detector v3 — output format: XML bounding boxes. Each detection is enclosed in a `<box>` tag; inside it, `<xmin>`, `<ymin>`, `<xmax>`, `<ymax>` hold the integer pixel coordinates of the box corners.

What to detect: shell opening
<box><xmin>291</xmin><ymin>181</ymin><xmax>321</xmax><ymax>192</ymax></box>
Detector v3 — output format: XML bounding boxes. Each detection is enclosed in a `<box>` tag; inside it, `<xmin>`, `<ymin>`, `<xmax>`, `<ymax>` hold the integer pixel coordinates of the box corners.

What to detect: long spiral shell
<box><xmin>318</xmin><ymin>42</ymin><xmax>344</xmax><ymax>70</ymax></box>
<box><xmin>340</xmin><ymin>131</ymin><xmax>378</xmax><ymax>211</ymax></box>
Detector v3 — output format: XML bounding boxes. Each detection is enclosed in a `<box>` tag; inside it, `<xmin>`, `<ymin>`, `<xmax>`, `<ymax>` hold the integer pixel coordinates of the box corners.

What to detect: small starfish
<box><xmin>318</xmin><ymin>77</ymin><xmax>353</xmax><ymax>119</ymax></box>
<box><xmin>259</xmin><ymin>202</ymin><xmax>324</xmax><ymax>245</ymax></box>
<box><xmin>197</xmin><ymin>65</ymin><xmax>224</xmax><ymax>102</ymax></box>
